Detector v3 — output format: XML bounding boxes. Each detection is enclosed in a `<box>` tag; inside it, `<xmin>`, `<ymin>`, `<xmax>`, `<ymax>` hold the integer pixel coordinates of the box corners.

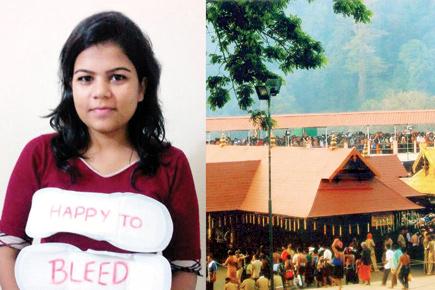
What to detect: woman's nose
<box><xmin>93</xmin><ymin>78</ymin><xmax>112</xmax><ymax>99</ymax></box>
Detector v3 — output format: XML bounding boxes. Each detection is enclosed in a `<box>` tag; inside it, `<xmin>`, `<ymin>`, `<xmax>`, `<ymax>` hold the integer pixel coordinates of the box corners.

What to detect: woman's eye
<box><xmin>77</xmin><ymin>75</ymin><xmax>93</xmax><ymax>83</ymax></box>
<box><xmin>111</xmin><ymin>74</ymin><xmax>126</xmax><ymax>82</ymax></box>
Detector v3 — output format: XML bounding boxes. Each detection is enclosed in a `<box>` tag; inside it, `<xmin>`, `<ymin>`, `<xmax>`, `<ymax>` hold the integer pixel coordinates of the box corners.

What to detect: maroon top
<box><xmin>0</xmin><ymin>133</ymin><xmax>200</xmax><ymax>261</ymax></box>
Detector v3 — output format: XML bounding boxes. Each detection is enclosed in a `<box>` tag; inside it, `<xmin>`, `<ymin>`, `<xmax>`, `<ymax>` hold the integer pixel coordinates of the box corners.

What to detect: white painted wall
<box><xmin>0</xmin><ymin>1</ymin><xmax>205</xmax><ymax>288</ymax></box>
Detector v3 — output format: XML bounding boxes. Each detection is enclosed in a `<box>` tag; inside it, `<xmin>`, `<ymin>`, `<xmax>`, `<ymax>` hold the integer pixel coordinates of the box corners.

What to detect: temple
<box><xmin>206</xmin><ymin>145</ymin><xmax>423</xmax><ymax>252</ymax></box>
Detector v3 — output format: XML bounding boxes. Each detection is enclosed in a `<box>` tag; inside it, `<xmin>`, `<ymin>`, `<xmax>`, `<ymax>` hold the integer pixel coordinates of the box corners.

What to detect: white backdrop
<box><xmin>0</xmin><ymin>1</ymin><xmax>205</xmax><ymax>289</ymax></box>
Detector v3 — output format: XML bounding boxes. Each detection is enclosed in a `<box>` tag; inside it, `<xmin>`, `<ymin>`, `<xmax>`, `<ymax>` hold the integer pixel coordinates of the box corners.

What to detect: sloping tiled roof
<box><xmin>206</xmin><ymin>145</ymin><xmax>422</xmax><ymax>217</ymax></box>
<box><xmin>403</xmin><ymin>147</ymin><xmax>435</xmax><ymax>195</ymax></box>
<box><xmin>310</xmin><ymin>179</ymin><xmax>421</xmax><ymax>217</ymax></box>
<box><xmin>206</xmin><ymin>109</ymin><xmax>435</xmax><ymax>131</ymax></box>
<box><xmin>207</xmin><ymin>161</ymin><xmax>260</xmax><ymax>212</ymax></box>
<box><xmin>367</xmin><ymin>155</ymin><xmax>408</xmax><ymax>178</ymax></box>
<box><xmin>367</xmin><ymin>155</ymin><xmax>424</xmax><ymax>198</ymax></box>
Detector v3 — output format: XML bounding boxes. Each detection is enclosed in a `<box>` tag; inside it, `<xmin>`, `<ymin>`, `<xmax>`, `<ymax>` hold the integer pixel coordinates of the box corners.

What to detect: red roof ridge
<box><xmin>328</xmin><ymin>148</ymin><xmax>381</xmax><ymax>180</ymax></box>
<box><xmin>206</xmin><ymin>110</ymin><xmax>435</xmax><ymax>131</ymax></box>
<box><xmin>207</xmin><ymin>109</ymin><xmax>435</xmax><ymax>120</ymax></box>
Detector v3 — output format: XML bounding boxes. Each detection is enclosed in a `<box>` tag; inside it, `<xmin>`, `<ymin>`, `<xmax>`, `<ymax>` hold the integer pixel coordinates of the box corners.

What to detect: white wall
<box><xmin>0</xmin><ymin>1</ymin><xmax>205</xmax><ymax>288</ymax></box>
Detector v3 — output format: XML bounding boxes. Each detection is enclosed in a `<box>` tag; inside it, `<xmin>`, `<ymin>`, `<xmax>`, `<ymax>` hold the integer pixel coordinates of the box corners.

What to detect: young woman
<box><xmin>283</xmin><ymin>253</ymin><xmax>294</xmax><ymax>289</ymax></box>
<box><xmin>223</xmin><ymin>250</ymin><xmax>239</xmax><ymax>283</ymax></box>
<box><xmin>365</xmin><ymin>233</ymin><xmax>379</xmax><ymax>272</ymax></box>
<box><xmin>358</xmin><ymin>242</ymin><xmax>372</xmax><ymax>285</ymax></box>
<box><xmin>0</xmin><ymin>11</ymin><xmax>200</xmax><ymax>290</ymax></box>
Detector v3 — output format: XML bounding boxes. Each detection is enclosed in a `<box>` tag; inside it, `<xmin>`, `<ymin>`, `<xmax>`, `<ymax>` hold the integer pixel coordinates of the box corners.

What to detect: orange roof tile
<box><xmin>207</xmin><ymin>109</ymin><xmax>435</xmax><ymax>131</ymax></box>
<box><xmin>367</xmin><ymin>155</ymin><xmax>409</xmax><ymax>178</ymax></box>
<box><xmin>206</xmin><ymin>145</ymin><xmax>422</xmax><ymax>217</ymax></box>
<box><xmin>367</xmin><ymin>155</ymin><xmax>424</xmax><ymax>198</ymax></box>
<box><xmin>207</xmin><ymin>161</ymin><xmax>260</xmax><ymax>212</ymax></box>
<box><xmin>309</xmin><ymin>179</ymin><xmax>421</xmax><ymax>217</ymax></box>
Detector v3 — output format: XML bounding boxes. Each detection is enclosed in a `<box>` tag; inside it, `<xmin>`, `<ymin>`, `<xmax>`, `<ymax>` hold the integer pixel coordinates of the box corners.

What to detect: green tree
<box><xmin>361</xmin><ymin>90</ymin><xmax>435</xmax><ymax>111</ymax></box>
<box><xmin>395</xmin><ymin>40</ymin><xmax>435</xmax><ymax>91</ymax></box>
<box><xmin>343</xmin><ymin>24</ymin><xmax>387</xmax><ymax>104</ymax></box>
<box><xmin>206</xmin><ymin>0</ymin><xmax>372</xmax><ymax>116</ymax></box>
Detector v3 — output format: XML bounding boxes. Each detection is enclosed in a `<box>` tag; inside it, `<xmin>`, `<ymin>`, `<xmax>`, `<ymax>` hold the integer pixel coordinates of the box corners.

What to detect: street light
<box><xmin>255</xmin><ymin>77</ymin><xmax>281</xmax><ymax>290</ymax></box>
<box><xmin>285</xmin><ymin>130</ymin><xmax>290</xmax><ymax>146</ymax></box>
<box><xmin>255</xmin><ymin>78</ymin><xmax>282</xmax><ymax>99</ymax></box>
<box><xmin>406</xmin><ymin>126</ymin><xmax>412</xmax><ymax>161</ymax></box>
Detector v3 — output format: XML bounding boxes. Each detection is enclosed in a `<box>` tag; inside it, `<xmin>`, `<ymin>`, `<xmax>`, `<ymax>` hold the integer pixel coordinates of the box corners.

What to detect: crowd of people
<box><xmin>207</xmin><ymin>227</ymin><xmax>435</xmax><ymax>290</ymax></box>
<box><xmin>208</xmin><ymin>129</ymin><xmax>435</xmax><ymax>154</ymax></box>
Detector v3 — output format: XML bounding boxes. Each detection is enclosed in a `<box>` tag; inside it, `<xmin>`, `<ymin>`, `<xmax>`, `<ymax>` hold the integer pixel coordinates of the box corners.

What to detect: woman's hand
<box><xmin>0</xmin><ymin>246</ymin><xmax>19</xmax><ymax>290</ymax></box>
<box><xmin>171</xmin><ymin>271</ymin><xmax>197</xmax><ymax>290</ymax></box>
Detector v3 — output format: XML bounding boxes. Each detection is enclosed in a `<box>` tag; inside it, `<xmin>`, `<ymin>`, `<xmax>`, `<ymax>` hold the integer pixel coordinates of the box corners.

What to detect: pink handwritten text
<box><xmin>49</xmin><ymin>258</ymin><xmax>128</xmax><ymax>285</ymax></box>
<box><xmin>49</xmin><ymin>205</ymin><xmax>144</xmax><ymax>229</ymax></box>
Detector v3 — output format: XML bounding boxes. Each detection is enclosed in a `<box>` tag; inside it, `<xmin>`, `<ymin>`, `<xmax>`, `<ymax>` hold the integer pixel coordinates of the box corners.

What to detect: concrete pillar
<box><xmin>230</xmin><ymin>227</ymin><xmax>236</xmax><ymax>246</ymax></box>
<box><xmin>367</xmin><ymin>139</ymin><xmax>371</xmax><ymax>156</ymax></box>
<box><xmin>393</xmin><ymin>140</ymin><xmax>398</xmax><ymax>155</ymax></box>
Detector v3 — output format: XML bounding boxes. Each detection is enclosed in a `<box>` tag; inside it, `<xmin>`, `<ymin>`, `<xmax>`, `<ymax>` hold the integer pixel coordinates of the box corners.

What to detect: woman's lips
<box><xmin>89</xmin><ymin>107</ymin><xmax>115</xmax><ymax>117</ymax></box>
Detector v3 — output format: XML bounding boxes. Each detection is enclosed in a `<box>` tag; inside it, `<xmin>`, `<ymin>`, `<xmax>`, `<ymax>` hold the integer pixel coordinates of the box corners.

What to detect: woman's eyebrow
<box><xmin>73</xmin><ymin>67</ymin><xmax>132</xmax><ymax>75</ymax></box>
<box><xmin>107</xmin><ymin>67</ymin><xmax>132</xmax><ymax>73</ymax></box>
<box><xmin>73</xmin><ymin>69</ymin><xmax>94</xmax><ymax>75</ymax></box>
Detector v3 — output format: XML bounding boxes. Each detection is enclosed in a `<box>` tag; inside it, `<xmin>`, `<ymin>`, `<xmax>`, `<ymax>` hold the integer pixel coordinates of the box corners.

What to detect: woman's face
<box><xmin>72</xmin><ymin>42</ymin><xmax>144</xmax><ymax>138</ymax></box>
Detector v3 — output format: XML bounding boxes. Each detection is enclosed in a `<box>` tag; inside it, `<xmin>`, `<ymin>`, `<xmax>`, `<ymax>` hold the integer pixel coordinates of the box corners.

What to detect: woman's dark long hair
<box><xmin>47</xmin><ymin>11</ymin><xmax>169</xmax><ymax>185</ymax></box>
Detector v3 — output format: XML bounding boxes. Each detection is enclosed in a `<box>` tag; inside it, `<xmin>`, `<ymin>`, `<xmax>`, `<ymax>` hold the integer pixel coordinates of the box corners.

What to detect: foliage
<box><xmin>206</xmin><ymin>0</ymin><xmax>372</xmax><ymax>113</ymax></box>
<box><xmin>361</xmin><ymin>90</ymin><xmax>435</xmax><ymax>111</ymax></box>
<box><xmin>343</xmin><ymin>24</ymin><xmax>387</xmax><ymax>103</ymax></box>
<box><xmin>207</xmin><ymin>1</ymin><xmax>435</xmax><ymax>116</ymax></box>
<box><xmin>396</xmin><ymin>40</ymin><xmax>435</xmax><ymax>92</ymax></box>
<box><xmin>249</xmin><ymin>109</ymin><xmax>277</xmax><ymax>131</ymax></box>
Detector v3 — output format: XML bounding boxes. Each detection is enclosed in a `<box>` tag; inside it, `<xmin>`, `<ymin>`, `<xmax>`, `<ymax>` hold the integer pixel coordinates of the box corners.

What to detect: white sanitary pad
<box><xmin>15</xmin><ymin>243</ymin><xmax>171</xmax><ymax>290</ymax></box>
<box><xmin>25</xmin><ymin>188</ymin><xmax>173</xmax><ymax>252</ymax></box>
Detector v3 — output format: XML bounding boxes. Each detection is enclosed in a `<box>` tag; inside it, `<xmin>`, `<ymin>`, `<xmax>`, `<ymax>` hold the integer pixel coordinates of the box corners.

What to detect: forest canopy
<box><xmin>207</xmin><ymin>0</ymin><xmax>435</xmax><ymax>116</ymax></box>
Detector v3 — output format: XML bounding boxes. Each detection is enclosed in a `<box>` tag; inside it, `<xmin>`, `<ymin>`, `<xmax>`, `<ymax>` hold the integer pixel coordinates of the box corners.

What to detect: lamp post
<box><xmin>255</xmin><ymin>78</ymin><xmax>281</xmax><ymax>290</ymax></box>
<box><xmin>285</xmin><ymin>130</ymin><xmax>290</xmax><ymax>146</ymax></box>
<box><xmin>406</xmin><ymin>126</ymin><xmax>412</xmax><ymax>161</ymax></box>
